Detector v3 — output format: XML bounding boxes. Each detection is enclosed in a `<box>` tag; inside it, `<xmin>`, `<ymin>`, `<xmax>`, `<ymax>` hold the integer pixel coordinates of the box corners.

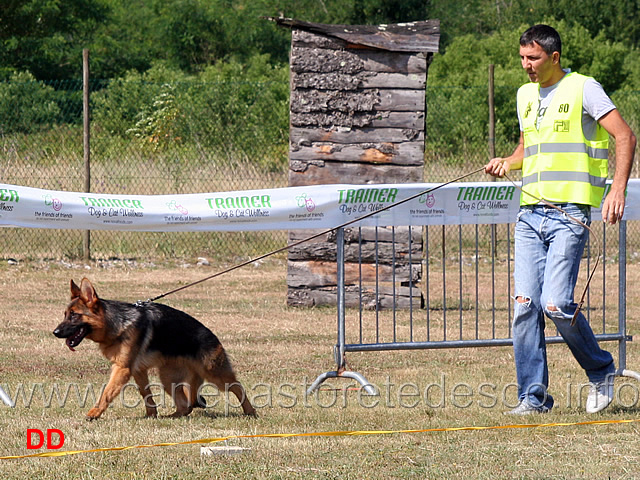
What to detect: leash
<box><xmin>137</xmin><ymin>166</ymin><xmax>602</xmax><ymax>328</ymax></box>
<box><xmin>503</xmin><ymin>172</ymin><xmax>601</xmax><ymax>326</ymax></box>
<box><xmin>136</xmin><ymin>166</ymin><xmax>487</xmax><ymax>306</ymax></box>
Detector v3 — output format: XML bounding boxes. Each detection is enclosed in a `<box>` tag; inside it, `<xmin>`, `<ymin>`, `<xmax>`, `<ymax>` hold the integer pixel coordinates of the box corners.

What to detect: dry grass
<box><xmin>1</xmin><ymin>260</ymin><xmax>640</xmax><ymax>479</ymax></box>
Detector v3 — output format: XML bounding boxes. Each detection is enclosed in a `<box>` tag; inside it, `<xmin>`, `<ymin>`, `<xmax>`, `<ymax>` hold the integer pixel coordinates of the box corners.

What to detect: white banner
<box><xmin>1</xmin><ymin>180</ymin><xmax>639</xmax><ymax>232</ymax></box>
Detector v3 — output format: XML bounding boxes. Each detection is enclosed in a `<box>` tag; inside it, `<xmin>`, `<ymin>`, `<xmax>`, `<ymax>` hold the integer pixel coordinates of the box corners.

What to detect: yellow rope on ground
<box><xmin>2</xmin><ymin>417</ymin><xmax>639</xmax><ymax>460</ymax></box>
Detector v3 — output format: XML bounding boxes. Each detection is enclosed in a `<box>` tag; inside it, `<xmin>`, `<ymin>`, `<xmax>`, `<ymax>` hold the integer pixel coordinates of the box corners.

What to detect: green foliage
<box><xmin>558</xmin><ymin>20</ymin><xmax>630</xmax><ymax>92</ymax></box>
<box><xmin>0</xmin><ymin>72</ymin><xmax>61</xmax><ymax>133</ymax></box>
<box><xmin>92</xmin><ymin>58</ymin><xmax>289</xmax><ymax>169</ymax></box>
<box><xmin>5</xmin><ymin>0</ymin><xmax>640</xmax><ymax>83</ymax></box>
<box><xmin>150</xmin><ymin>0</ymin><xmax>228</xmax><ymax>71</ymax></box>
<box><xmin>127</xmin><ymin>84</ymin><xmax>183</xmax><ymax>150</ymax></box>
<box><xmin>550</xmin><ymin>0</ymin><xmax>640</xmax><ymax>49</ymax></box>
<box><xmin>88</xmin><ymin>0</ymin><xmax>160</xmax><ymax>78</ymax></box>
<box><xmin>4</xmin><ymin>0</ymin><xmax>640</xmax><ymax>172</ymax></box>
<box><xmin>429</xmin><ymin>29</ymin><xmax>525</xmax><ymax>86</ymax></box>
<box><xmin>619</xmin><ymin>49</ymin><xmax>640</xmax><ymax>91</ymax></box>
<box><xmin>432</xmin><ymin>0</ymin><xmax>640</xmax><ymax>52</ymax></box>
<box><xmin>341</xmin><ymin>0</ymin><xmax>429</xmax><ymax>24</ymax></box>
<box><xmin>246</xmin><ymin>0</ymin><xmax>428</xmax><ymax>25</ymax></box>
<box><xmin>183</xmin><ymin>55</ymin><xmax>290</xmax><ymax>170</ymax></box>
<box><xmin>426</xmin><ymin>28</ymin><xmax>524</xmax><ymax>163</ymax></box>
<box><xmin>613</xmin><ymin>90</ymin><xmax>640</xmax><ymax>141</ymax></box>
<box><xmin>425</xmin><ymin>85</ymin><xmax>519</xmax><ymax>165</ymax></box>
<box><xmin>92</xmin><ymin>64</ymin><xmax>187</xmax><ymax>136</ymax></box>
<box><xmin>0</xmin><ymin>0</ymin><xmax>109</xmax><ymax>80</ymax></box>
<box><xmin>426</xmin><ymin>19</ymin><xmax>640</xmax><ymax>163</ymax></box>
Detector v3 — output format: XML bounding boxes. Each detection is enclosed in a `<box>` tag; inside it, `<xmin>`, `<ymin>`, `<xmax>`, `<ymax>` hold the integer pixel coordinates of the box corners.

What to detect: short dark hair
<box><xmin>520</xmin><ymin>24</ymin><xmax>561</xmax><ymax>56</ymax></box>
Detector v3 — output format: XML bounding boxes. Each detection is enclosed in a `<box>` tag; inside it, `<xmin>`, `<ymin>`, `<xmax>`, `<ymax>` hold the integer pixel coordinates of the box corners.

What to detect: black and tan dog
<box><xmin>53</xmin><ymin>278</ymin><xmax>256</xmax><ymax>420</ymax></box>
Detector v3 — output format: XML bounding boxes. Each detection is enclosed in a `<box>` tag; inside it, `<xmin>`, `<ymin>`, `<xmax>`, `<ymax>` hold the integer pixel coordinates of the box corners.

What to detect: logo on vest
<box><xmin>553</xmin><ymin>120</ymin><xmax>570</xmax><ymax>132</ymax></box>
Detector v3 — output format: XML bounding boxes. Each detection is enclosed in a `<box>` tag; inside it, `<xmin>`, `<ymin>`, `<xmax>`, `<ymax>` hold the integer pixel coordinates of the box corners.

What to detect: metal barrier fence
<box><xmin>308</xmin><ymin>221</ymin><xmax>640</xmax><ymax>395</ymax></box>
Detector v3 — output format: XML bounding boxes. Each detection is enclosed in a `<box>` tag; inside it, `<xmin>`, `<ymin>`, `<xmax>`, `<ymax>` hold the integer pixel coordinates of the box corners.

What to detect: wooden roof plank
<box><xmin>268</xmin><ymin>17</ymin><xmax>440</xmax><ymax>53</ymax></box>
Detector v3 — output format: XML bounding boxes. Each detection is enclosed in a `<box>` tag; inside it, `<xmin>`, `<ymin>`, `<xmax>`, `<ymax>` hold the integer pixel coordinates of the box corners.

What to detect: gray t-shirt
<box><xmin>518</xmin><ymin>70</ymin><xmax>616</xmax><ymax>140</ymax></box>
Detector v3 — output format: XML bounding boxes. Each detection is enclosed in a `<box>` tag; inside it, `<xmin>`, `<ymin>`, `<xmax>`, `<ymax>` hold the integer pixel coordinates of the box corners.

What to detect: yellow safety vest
<box><xmin>517</xmin><ymin>72</ymin><xmax>608</xmax><ymax>207</ymax></box>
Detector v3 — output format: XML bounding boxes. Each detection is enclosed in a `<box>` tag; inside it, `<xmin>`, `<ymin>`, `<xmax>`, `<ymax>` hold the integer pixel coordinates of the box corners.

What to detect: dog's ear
<box><xmin>79</xmin><ymin>278</ymin><xmax>99</xmax><ymax>307</ymax></box>
<box><xmin>70</xmin><ymin>279</ymin><xmax>81</xmax><ymax>300</ymax></box>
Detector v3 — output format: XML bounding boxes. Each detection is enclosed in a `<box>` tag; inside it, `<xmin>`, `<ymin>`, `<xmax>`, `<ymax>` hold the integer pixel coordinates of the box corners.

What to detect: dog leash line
<box><xmin>142</xmin><ymin>166</ymin><xmax>487</xmax><ymax>304</ymax></box>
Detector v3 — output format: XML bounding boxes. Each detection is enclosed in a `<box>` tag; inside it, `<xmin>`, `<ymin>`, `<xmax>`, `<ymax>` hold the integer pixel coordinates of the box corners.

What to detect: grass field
<box><xmin>1</xmin><ymin>259</ymin><xmax>640</xmax><ymax>479</ymax></box>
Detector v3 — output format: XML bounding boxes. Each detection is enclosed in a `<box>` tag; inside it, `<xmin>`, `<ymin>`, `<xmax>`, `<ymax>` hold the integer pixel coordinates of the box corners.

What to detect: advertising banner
<box><xmin>1</xmin><ymin>180</ymin><xmax>638</xmax><ymax>232</ymax></box>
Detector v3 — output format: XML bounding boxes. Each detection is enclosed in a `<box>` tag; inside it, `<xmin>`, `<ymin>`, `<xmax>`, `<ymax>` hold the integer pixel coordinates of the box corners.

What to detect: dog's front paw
<box><xmin>86</xmin><ymin>408</ymin><xmax>103</xmax><ymax>421</ymax></box>
<box><xmin>243</xmin><ymin>404</ymin><xmax>257</xmax><ymax>417</ymax></box>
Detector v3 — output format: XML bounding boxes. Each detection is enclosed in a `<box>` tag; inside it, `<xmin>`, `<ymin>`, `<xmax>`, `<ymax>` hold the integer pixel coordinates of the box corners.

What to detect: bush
<box><xmin>91</xmin><ymin>57</ymin><xmax>290</xmax><ymax>169</ymax></box>
<box><xmin>0</xmin><ymin>72</ymin><xmax>61</xmax><ymax>134</ymax></box>
<box><xmin>91</xmin><ymin>64</ymin><xmax>185</xmax><ymax>137</ymax></box>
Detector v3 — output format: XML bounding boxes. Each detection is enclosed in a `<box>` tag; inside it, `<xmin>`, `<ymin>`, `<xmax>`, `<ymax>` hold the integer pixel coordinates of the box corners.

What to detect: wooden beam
<box><xmin>291</xmin><ymin>71</ymin><xmax>426</xmax><ymax>90</ymax></box>
<box><xmin>288</xmin><ymin>242</ymin><xmax>423</xmax><ymax>264</ymax></box>
<box><xmin>290</xmin><ymin>111</ymin><xmax>424</xmax><ymax>129</ymax></box>
<box><xmin>276</xmin><ymin>18</ymin><xmax>440</xmax><ymax>54</ymax></box>
<box><xmin>289</xmin><ymin>161</ymin><xmax>423</xmax><ymax>185</ymax></box>
<box><xmin>287</xmin><ymin>260</ymin><xmax>421</xmax><ymax>287</ymax></box>
<box><xmin>289</xmin><ymin>143</ymin><xmax>424</xmax><ymax>166</ymax></box>
<box><xmin>287</xmin><ymin>285</ymin><xmax>423</xmax><ymax>309</ymax></box>
<box><xmin>291</xmin><ymin>48</ymin><xmax>427</xmax><ymax>74</ymax></box>
<box><xmin>291</xmin><ymin>89</ymin><xmax>425</xmax><ymax>113</ymax></box>
<box><xmin>291</xmin><ymin>127</ymin><xmax>423</xmax><ymax>145</ymax></box>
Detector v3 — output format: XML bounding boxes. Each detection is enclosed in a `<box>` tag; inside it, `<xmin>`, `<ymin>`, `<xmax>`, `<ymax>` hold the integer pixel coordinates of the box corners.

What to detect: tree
<box><xmin>88</xmin><ymin>0</ymin><xmax>160</xmax><ymax>78</ymax></box>
<box><xmin>430</xmin><ymin>0</ymin><xmax>640</xmax><ymax>52</ymax></box>
<box><xmin>0</xmin><ymin>0</ymin><xmax>109</xmax><ymax>80</ymax></box>
<box><xmin>425</xmin><ymin>19</ymin><xmax>636</xmax><ymax>163</ymax></box>
<box><xmin>559</xmin><ymin>20</ymin><xmax>630</xmax><ymax>93</ymax></box>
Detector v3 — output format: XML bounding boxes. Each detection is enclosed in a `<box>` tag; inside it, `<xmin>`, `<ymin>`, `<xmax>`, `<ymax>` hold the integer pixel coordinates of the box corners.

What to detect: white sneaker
<box><xmin>504</xmin><ymin>401</ymin><xmax>550</xmax><ymax>415</ymax></box>
<box><xmin>586</xmin><ymin>377</ymin><xmax>614</xmax><ymax>414</ymax></box>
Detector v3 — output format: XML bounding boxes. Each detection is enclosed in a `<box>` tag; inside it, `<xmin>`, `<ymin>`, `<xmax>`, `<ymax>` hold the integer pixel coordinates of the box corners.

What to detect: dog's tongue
<box><xmin>64</xmin><ymin>326</ymin><xmax>87</xmax><ymax>351</ymax></box>
<box><xmin>65</xmin><ymin>338</ymin><xmax>77</xmax><ymax>352</ymax></box>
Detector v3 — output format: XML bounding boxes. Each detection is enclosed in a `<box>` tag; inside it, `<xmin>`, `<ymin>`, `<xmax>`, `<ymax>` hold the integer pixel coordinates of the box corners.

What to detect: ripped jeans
<box><xmin>513</xmin><ymin>203</ymin><xmax>615</xmax><ymax>410</ymax></box>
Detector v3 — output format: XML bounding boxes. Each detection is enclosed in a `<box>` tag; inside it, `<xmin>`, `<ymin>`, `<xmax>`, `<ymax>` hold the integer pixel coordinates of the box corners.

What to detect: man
<box><xmin>485</xmin><ymin>24</ymin><xmax>636</xmax><ymax>414</ymax></box>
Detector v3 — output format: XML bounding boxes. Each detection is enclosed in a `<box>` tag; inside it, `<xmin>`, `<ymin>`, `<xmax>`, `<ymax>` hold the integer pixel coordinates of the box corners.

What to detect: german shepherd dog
<box><xmin>53</xmin><ymin>278</ymin><xmax>256</xmax><ymax>420</ymax></box>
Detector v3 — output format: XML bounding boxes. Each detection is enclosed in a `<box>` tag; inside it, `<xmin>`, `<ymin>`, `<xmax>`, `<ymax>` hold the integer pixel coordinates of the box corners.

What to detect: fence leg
<box><xmin>0</xmin><ymin>385</ymin><xmax>15</xmax><ymax>407</ymax></box>
<box><xmin>615</xmin><ymin>221</ymin><xmax>640</xmax><ymax>382</ymax></box>
<box><xmin>306</xmin><ymin>227</ymin><xmax>377</xmax><ymax>396</ymax></box>
<box><xmin>306</xmin><ymin>369</ymin><xmax>376</xmax><ymax>395</ymax></box>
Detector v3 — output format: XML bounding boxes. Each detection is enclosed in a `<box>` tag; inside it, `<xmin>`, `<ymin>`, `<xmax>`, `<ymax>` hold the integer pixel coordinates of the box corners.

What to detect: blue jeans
<box><xmin>513</xmin><ymin>203</ymin><xmax>615</xmax><ymax>409</ymax></box>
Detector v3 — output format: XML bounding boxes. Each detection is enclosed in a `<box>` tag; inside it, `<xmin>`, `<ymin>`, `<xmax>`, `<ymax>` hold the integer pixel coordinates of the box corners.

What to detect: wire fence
<box><xmin>1</xmin><ymin>78</ymin><xmax>639</xmax><ymax>261</ymax></box>
<box><xmin>1</xmin><ymin>78</ymin><xmax>291</xmax><ymax>261</ymax></box>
